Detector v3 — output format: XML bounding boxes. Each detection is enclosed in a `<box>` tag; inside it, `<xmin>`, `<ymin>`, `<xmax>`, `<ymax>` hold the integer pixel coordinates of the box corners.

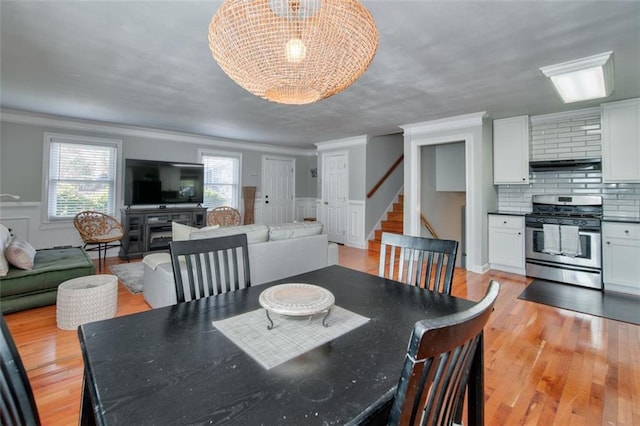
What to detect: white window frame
<box><xmin>198</xmin><ymin>149</ymin><xmax>243</xmax><ymax>210</ymax></box>
<box><xmin>42</xmin><ymin>132</ymin><xmax>123</xmax><ymax>223</ymax></box>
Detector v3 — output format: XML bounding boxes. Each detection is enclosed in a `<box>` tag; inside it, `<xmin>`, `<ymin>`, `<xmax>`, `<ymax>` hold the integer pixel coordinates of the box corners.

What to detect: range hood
<box><xmin>529</xmin><ymin>158</ymin><xmax>601</xmax><ymax>172</ymax></box>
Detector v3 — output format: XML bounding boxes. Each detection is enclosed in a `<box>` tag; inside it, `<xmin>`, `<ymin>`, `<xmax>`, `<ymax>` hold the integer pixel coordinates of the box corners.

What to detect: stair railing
<box><xmin>366</xmin><ymin>155</ymin><xmax>404</xmax><ymax>199</ymax></box>
<box><xmin>420</xmin><ymin>213</ymin><xmax>439</xmax><ymax>239</ymax></box>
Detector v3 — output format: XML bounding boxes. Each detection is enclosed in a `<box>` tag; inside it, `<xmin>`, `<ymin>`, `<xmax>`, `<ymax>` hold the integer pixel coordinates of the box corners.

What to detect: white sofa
<box><xmin>142</xmin><ymin>222</ymin><xmax>339</xmax><ymax>308</ymax></box>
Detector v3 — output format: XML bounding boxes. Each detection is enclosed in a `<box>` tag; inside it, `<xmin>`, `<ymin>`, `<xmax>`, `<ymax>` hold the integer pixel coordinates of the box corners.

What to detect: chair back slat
<box><xmin>379</xmin><ymin>232</ymin><xmax>458</xmax><ymax>295</ymax></box>
<box><xmin>1</xmin><ymin>316</ymin><xmax>41</xmax><ymax>426</ymax></box>
<box><xmin>388</xmin><ymin>281</ymin><xmax>500</xmax><ymax>426</ymax></box>
<box><xmin>169</xmin><ymin>234</ymin><xmax>251</xmax><ymax>304</ymax></box>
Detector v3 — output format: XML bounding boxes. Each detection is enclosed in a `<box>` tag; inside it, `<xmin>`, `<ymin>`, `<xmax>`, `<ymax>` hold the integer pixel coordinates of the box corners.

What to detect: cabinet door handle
<box><xmin>624</xmin><ymin>230</ymin><xmax>629</xmax><ymax>234</ymax></box>
<box><xmin>518</xmin><ymin>232</ymin><xmax>521</xmax><ymax>235</ymax></box>
<box><xmin>522</xmin><ymin>178</ymin><xmax>526</xmax><ymax>181</ymax></box>
<box><xmin>606</xmin><ymin>241</ymin><xmax>610</xmax><ymax>245</ymax></box>
<box><xmin>503</xmin><ymin>221</ymin><xmax>507</xmax><ymax>224</ymax></box>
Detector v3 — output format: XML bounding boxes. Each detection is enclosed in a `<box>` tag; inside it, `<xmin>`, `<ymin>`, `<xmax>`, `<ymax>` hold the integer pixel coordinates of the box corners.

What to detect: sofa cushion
<box><xmin>189</xmin><ymin>224</ymin><xmax>269</xmax><ymax>244</ymax></box>
<box><xmin>268</xmin><ymin>221</ymin><xmax>323</xmax><ymax>241</ymax></box>
<box><xmin>0</xmin><ymin>247</ymin><xmax>95</xmax><ymax>299</ymax></box>
<box><xmin>5</xmin><ymin>236</ymin><xmax>36</xmax><ymax>270</ymax></box>
<box><xmin>0</xmin><ymin>224</ymin><xmax>12</xmax><ymax>277</ymax></box>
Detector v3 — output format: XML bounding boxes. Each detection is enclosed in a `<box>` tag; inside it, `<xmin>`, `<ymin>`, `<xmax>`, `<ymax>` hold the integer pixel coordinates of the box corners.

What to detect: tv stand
<box><xmin>119</xmin><ymin>206</ymin><xmax>207</xmax><ymax>260</ymax></box>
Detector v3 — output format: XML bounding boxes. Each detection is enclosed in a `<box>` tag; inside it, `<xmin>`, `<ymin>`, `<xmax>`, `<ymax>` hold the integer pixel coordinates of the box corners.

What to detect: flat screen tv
<box><xmin>124</xmin><ymin>159</ymin><xmax>204</xmax><ymax>206</ymax></box>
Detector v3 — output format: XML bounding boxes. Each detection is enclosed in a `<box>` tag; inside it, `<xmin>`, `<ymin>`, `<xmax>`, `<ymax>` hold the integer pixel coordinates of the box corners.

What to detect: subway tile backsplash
<box><xmin>497</xmin><ymin>109</ymin><xmax>640</xmax><ymax>218</ymax></box>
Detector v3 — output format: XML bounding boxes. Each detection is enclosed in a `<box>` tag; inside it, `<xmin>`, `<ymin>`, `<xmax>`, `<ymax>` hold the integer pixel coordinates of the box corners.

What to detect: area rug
<box><xmin>109</xmin><ymin>262</ymin><xmax>144</xmax><ymax>294</ymax></box>
<box><xmin>518</xmin><ymin>279</ymin><xmax>640</xmax><ymax>326</ymax></box>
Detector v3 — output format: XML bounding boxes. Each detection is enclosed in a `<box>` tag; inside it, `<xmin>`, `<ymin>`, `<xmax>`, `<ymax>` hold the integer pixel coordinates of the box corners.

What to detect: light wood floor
<box><xmin>4</xmin><ymin>246</ymin><xmax>639</xmax><ymax>425</ymax></box>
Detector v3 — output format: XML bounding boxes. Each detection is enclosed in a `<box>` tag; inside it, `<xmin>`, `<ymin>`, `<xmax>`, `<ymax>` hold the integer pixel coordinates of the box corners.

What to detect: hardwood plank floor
<box><xmin>4</xmin><ymin>246</ymin><xmax>639</xmax><ymax>425</ymax></box>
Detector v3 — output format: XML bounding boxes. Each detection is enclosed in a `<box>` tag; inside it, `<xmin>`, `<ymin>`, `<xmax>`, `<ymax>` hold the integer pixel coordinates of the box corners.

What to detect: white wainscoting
<box><xmin>347</xmin><ymin>200</ymin><xmax>365</xmax><ymax>248</ymax></box>
<box><xmin>295</xmin><ymin>198</ymin><xmax>317</xmax><ymax>221</ymax></box>
<box><xmin>0</xmin><ymin>202</ymin><xmax>85</xmax><ymax>250</ymax></box>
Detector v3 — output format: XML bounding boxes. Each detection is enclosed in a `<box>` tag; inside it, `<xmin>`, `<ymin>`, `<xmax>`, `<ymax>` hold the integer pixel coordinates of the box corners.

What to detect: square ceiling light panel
<box><xmin>540</xmin><ymin>51</ymin><xmax>614</xmax><ymax>103</ymax></box>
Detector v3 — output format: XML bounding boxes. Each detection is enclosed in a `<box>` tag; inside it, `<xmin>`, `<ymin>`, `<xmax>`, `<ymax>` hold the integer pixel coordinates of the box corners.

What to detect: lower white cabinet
<box><xmin>603</xmin><ymin>222</ymin><xmax>640</xmax><ymax>296</ymax></box>
<box><xmin>488</xmin><ymin>214</ymin><xmax>525</xmax><ymax>275</ymax></box>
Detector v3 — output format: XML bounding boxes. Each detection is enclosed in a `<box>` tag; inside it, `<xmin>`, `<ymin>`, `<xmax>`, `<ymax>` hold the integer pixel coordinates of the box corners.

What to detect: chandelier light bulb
<box><xmin>285</xmin><ymin>38</ymin><xmax>306</xmax><ymax>63</ymax></box>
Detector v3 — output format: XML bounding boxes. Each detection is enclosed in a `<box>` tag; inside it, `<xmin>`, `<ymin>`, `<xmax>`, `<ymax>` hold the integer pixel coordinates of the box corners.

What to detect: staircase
<box><xmin>368</xmin><ymin>194</ymin><xmax>403</xmax><ymax>252</ymax></box>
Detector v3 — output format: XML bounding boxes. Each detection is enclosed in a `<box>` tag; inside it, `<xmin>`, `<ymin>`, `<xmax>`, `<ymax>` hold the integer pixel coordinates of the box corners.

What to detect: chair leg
<box><xmin>98</xmin><ymin>243</ymin><xmax>104</xmax><ymax>272</ymax></box>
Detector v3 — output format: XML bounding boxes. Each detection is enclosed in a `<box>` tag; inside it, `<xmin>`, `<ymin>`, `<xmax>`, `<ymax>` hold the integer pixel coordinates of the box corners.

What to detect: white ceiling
<box><xmin>1</xmin><ymin>1</ymin><xmax>639</xmax><ymax>150</ymax></box>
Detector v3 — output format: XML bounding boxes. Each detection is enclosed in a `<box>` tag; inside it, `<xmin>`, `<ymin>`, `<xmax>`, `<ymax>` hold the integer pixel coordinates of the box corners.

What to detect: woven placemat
<box><xmin>213</xmin><ymin>305</ymin><xmax>369</xmax><ymax>369</ymax></box>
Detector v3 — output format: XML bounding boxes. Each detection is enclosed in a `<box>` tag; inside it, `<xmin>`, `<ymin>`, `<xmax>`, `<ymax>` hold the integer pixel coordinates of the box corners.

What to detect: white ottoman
<box><xmin>56</xmin><ymin>274</ymin><xmax>118</xmax><ymax>330</ymax></box>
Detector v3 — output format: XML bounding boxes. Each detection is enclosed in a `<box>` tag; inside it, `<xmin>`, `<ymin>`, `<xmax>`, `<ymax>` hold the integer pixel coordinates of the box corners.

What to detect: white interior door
<box><xmin>322</xmin><ymin>152</ymin><xmax>348</xmax><ymax>244</ymax></box>
<box><xmin>262</xmin><ymin>156</ymin><xmax>295</xmax><ymax>225</ymax></box>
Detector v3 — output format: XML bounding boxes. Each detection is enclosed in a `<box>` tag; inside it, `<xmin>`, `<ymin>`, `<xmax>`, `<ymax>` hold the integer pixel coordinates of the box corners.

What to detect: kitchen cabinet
<box><xmin>489</xmin><ymin>214</ymin><xmax>525</xmax><ymax>275</ymax></box>
<box><xmin>602</xmin><ymin>221</ymin><xmax>640</xmax><ymax>296</ymax></box>
<box><xmin>493</xmin><ymin>116</ymin><xmax>530</xmax><ymax>184</ymax></box>
<box><xmin>601</xmin><ymin>98</ymin><xmax>640</xmax><ymax>182</ymax></box>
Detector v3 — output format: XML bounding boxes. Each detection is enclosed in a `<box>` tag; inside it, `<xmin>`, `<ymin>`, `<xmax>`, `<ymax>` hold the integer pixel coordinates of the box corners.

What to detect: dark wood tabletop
<box><xmin>78</xmin><ymin>265</ymin><xmax>478</xmax><ymax>425</ymax></box>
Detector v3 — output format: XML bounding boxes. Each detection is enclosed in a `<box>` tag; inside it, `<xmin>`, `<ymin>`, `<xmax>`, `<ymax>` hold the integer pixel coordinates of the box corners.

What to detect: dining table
<box><xmin>78</xmin><ymin>265</ymin><xmax>483</xmax><ymax>425</ymax></box>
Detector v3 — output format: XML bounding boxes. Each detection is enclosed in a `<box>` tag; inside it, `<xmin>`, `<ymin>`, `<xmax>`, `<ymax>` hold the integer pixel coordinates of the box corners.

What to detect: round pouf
<box><xmin>56</xmin><ymin>274</ymin><xmax>118</xmax><ymax>330</ymax></box>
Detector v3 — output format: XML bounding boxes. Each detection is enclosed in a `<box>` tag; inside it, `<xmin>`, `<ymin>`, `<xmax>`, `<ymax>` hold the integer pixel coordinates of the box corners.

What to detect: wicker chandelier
<box><xmin>208</xmin><ymin>0</ymin><xmax>379</xmax><ymax>105</ymax></box>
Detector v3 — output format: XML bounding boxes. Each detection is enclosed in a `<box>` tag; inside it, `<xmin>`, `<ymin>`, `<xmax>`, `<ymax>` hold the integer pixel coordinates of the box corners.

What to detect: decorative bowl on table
<box><xmin>259</xmin><ymin>283</ymin><xmax>335</xmax><ymax>329</ymax></box>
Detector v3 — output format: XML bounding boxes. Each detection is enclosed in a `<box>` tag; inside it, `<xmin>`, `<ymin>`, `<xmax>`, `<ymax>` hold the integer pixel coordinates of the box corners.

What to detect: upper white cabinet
<box><xmin>602</xmin><ymin>221</ymin><xmax>640</xmax><ymax>296</ymax></box>
<box><xmin>601</xmin><ymin>98</ymin><xmax>640</xmax><ymax>183</ymax></box>
<box><xmin>493</xmin><ymin>115</ymin><xmax>530</xmax><ymax>184</ymax></box>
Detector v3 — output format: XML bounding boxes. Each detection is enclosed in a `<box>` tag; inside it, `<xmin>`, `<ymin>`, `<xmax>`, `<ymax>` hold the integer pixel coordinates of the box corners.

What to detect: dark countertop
<box><xmin>488</xmin><ymin>210</ymin><xmax>528</xmax><ymax>216</ymax></box>
<box><xmin>602</xmin><ymin>216</ymin><xmax>640</xmax><ymax>224</ymax></box>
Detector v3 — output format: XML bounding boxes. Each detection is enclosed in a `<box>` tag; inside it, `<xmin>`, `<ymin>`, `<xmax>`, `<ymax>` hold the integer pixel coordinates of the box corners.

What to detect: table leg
<box><xmin>79</xmin><ymin>370</ymin><xmax>97</xmax><ymax>426</ymax></box>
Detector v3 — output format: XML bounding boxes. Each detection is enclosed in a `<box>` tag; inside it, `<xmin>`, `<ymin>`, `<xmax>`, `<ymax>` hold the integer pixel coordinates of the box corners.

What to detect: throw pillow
<box><xmin>172</xmin><ymin>222</ymin><xmax>220</xmax><ymax>242</ymax></box>
<box><xmin>172</xmin><ymin>222</ymin><xmax>197</xmax><ymax>242</ymax></box>
<box><xmin>5</xmin><ymin>235</ymin><xmax>36</xmax><ymax>270</ymax></box>
<box><xmin>0</xmin><ymin>224</ymin><xmax>13</xmax><ymax>276</ymax></box>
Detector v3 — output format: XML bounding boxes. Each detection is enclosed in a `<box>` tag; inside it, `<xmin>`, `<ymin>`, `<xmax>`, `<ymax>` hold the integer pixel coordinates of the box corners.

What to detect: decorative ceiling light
<box><xmin>208</xmin><ymin>0</ymin><xmax>379</xmax><ymax>105</ymax></box>
<box><xmin>540</xmin><ymin>51</ymin><xmax>614</xmax><ymax>103</ymax></box>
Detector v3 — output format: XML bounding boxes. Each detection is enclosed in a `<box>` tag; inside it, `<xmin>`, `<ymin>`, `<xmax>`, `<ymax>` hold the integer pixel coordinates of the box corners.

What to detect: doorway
<box><xmin>420</xmin><ymin>142</ymin><xmax>466</xmax><ymax>267</ymax></box>
<box><xmin>262</xmin><ymin>156</ymin><xmax>295</xmax><ymax>225</ymax></box>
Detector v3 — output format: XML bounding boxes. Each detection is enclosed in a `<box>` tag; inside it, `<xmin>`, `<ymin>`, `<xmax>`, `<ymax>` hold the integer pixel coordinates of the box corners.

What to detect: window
<box><xmin>199</xmin><ymin>150</ymin><xmax>242</xmax><ymax>209</ymax></box>
<box><xmin>43</xmin><ymin>133</ymin><xmax>121</xmax><ymax>221</ymax></box>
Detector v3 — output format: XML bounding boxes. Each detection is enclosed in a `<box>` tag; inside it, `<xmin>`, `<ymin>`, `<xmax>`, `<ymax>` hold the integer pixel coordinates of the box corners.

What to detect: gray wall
<box><xmin>0</xmin><ymin>119</ymin><xmax>317</xmax><ymax>205</ymax></box>
<box><xmin>365</xmin><ymin>133</ymin><xmax>404</xmax><ymax>236</ymax></box>
<box><xmin>349</xmin><ymin>143</ymin><xmax>367</xmax><ymax>200</ymax></box>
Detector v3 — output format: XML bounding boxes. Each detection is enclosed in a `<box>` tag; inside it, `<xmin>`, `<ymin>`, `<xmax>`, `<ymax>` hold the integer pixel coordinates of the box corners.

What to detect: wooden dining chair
<box><xmin>379</xmin><ymin>232</ymin><xmax>459</xmax><ymax>295</ymax></box>
<box><xmin>169</xmin><ymin>234</ymin><xmax>251</xmax><ymax>303</ymax></box>
<box><xmin>1</xmin><ymin>315</ymin><xmax>41</xmax><ymax>426</ymax></box>
<box><xmin>207</xmin><ymin>206</ymin><xmax>241</xmax><ymax>227</ymax></box>
<box><xmin>387</xmin><ymin>280</ymin><xmax>500</xmax><ymax>426</ymax></box>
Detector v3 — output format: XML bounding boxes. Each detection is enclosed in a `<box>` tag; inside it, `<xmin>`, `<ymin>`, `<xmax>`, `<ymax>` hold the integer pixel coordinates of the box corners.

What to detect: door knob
<box><xmin>324</xmin><ymin>201</ymin><xmax>328</xmax><ymax>205</ymax></box>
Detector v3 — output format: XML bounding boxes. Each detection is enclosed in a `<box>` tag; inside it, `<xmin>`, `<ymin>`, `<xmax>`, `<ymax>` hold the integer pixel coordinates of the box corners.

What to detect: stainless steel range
<box><xmin>525</xmin><ymin>194</ymin><xmax>603</xmax><ymax>289</ymax></box>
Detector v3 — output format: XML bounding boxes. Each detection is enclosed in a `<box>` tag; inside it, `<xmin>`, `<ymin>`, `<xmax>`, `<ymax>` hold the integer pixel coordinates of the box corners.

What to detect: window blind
<box><xmin>47</xmin><ymin>140</ymin><xmax>118</xmax><ymax>219</ymax></box>
<box><xmin>201</xmin><ymin>154</ymin><xmax>240</xmax><ymax>209</ymax></box>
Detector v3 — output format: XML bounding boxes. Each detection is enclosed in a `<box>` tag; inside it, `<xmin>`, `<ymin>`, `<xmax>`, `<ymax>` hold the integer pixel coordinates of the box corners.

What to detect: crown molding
<box><xmin>0</xmin><ymin>109</ymin><xmax>317</xmax><ymax>157</ymax></box>
<box><xmin>400</xmin><ymin>111</ymin><xmax>487</xmax><ymax>137</ymax></box>
<box><xmin>315</xmin><ymin>135</ymin><xmax>367</xmax><ymax>151</ymax></box>
<box><xmin>530</xmin><ymin>107</ymin><xmax>600</xmax><ymax>124</ymax></box>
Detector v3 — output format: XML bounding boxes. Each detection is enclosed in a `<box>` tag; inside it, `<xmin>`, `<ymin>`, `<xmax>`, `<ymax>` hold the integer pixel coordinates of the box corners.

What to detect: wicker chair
<box><xmin>207</xmin><ymin>206</ymin><xmax>241</xmax><ymax>227</ymax></box>
<box><xmin>73</xmin><ymin>211</ymin><xmax>124</xmax><ymax>270</ymax></box>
